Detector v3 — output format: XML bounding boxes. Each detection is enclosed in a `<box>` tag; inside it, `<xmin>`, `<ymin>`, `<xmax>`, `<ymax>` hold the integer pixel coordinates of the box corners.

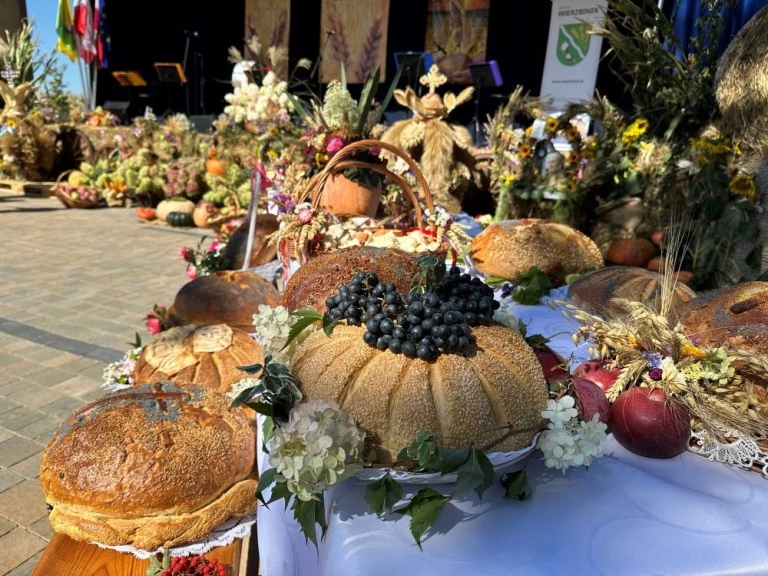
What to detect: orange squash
<box><xmin>320</xmin><ymin>173</ymin><xmax>381</xmax><ymax>218</ymax></box>
<box><xmin>605</xmin><ymin>238</ymin><xmax>656</xmax><ymax>268</ymax></box>
<box><xmin>136</xmin><ymin>207</ymin><xmax>156</xmax><ymax>220</ymax></box>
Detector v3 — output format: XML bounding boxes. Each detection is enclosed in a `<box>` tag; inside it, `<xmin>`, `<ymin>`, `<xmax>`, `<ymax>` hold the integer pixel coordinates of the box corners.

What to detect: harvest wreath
<box><xmin>231</xmin><ymin>263</ymin><xmax>608</xmax><ymax>548</ymax></box>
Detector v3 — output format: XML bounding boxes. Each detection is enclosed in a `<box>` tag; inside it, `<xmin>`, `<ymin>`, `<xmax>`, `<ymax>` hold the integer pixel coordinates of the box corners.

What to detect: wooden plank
<box><xmin>32</xmin><ymin>534</ymin><xmax>244</xmax><ymax>576</ymax></box>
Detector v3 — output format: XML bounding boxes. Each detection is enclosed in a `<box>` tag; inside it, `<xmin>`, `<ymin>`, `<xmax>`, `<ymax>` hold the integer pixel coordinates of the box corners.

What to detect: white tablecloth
<box><xmin>257</xmin><ymin>289</ymin><xmax>768</xmax><ymax>576</ymax></box>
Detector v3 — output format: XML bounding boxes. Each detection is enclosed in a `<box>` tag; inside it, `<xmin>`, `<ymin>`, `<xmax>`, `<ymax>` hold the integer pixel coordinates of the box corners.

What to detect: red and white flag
<box><xmin>72</xmin><ymin>0</ymin><xmax>97</xmax><ymax>62</ymax></box>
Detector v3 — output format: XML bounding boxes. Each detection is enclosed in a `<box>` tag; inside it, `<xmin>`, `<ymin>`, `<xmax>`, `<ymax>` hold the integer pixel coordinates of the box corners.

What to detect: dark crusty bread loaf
<box><xmin>568</xmin><ymin>266</ymin><xmax>696</xmax><ymax>321</ymax></box>
<box><xmin>282</xmin><ymin>246</ymin><xmax>422</xmax><ymax>311</ymax></box>
<box><xmin>221</xmin><ymin>214</ymin><xmax>280</xmax><ymax>269</ymax></box>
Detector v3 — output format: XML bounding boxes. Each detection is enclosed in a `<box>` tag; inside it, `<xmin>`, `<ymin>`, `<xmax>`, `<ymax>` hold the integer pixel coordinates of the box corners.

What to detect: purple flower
<box><xmin>648</xmin><ymin>368</ymin><xmax>663</xmax><ymax>381</ymax></box>
<box><xmin>326</xmin><ymin>137</ymin><xmax>345</xmax><ymax>156</ymax></box>
<box><xmin>643</xmin><ymin>351</ymin><xmax>663</xmax><ymax>370</ymax></box>
<box><xmin>296</xmin><ymin>203</ymin><xmax>314</xmax><ymax>224</ymax></box>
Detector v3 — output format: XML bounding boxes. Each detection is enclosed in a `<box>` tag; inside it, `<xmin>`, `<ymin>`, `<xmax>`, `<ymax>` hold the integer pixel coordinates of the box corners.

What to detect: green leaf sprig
<box><xmin>230</xmin><ymin>356</ymin><xmax>302</xmax><ymax>422</ymax></box>
<box><xmin>512</xmin><ymin>266</ymin><xmax>553</xmax><ymax>305</ymax></box>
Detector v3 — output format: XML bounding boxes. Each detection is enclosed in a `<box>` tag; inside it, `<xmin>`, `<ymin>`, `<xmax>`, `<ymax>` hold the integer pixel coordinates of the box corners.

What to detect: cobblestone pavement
<box><xmin>0</xmin><ymin>191</ymin><xmax>208</xmax><ymax>574</ymax></box>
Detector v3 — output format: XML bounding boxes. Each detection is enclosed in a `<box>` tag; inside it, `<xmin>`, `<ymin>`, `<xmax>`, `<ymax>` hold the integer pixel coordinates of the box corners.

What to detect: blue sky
<box><xmin>25</xmin><ymin>0</ymin><xmax>82</xmax><ymax>93</ymax></box>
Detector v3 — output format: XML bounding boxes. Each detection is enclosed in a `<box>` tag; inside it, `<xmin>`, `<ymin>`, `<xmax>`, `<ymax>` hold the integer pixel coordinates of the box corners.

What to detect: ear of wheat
<box><xmin>355</xmin><ymin>17</ymin><xmax>383</xmax><ymax>82</ymax></box>
<box><xmin>270</xmin><ymin>10</ymin><xmax>288</xmax><ymax>49</ymax></box>
<box><xmin>326</xmin><ymin>6</ymin><xmax>351</xmax><ymax>72</ymax></box>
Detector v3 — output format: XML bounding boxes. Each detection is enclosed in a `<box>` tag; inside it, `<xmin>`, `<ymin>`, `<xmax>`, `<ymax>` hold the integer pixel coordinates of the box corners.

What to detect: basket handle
<box><xmin>296</xmin><ymin>139</ymin><xmax>436</xmax><ymax>231</ymax></box>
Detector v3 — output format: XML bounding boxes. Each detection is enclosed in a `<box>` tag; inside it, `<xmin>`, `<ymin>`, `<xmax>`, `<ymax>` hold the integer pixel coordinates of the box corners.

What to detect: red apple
<box><xmin>571</xmin><ymin>376</ymin><xmax>610</xmax><ymax>426</ymax></box>
<box><xmin>534</xmin><ymin>346</ymin><xmax>569</xmax><ymax>388</ymax></box>
<box><xmin>574</xmin><ymin>359</ymin><xmax>621</xmax><ymax>394</ymax></box>
<box><xmin>610</xmin><ymin>388</ymin><xmax>691</xmax><ymax>459</ymax></box>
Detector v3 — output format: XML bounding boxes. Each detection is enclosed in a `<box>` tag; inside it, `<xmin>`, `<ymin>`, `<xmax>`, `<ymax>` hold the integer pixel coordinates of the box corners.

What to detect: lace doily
<box><xmin>689</xmin><ymin>427</ymin><xmax>768</xmax><ymax>479</ymax></box>
<box><xmin>90</xmin><ymin>514</ymin><xmax>257</xmax><ymax>559</ymax></box>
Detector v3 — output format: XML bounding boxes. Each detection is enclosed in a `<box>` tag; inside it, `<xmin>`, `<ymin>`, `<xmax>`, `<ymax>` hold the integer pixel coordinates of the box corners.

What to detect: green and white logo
<box><xmin>556</xmin><ymin>22</ymin><xmax>591</xmax><ymax>66</ymax></box>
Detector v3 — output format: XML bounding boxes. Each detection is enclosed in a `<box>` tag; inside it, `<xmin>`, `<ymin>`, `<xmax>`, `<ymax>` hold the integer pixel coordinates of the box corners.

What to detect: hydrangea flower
<box><xmin>223</xmin><ymin>73</ymin><xmax>294</xmax><ymax>125</ymax></box>
<box><xmin>538</xmin><ymin>396</ymin><xmax>608</xmax><ymax>473</ymax></box>
<box><xmin>251</xmin><ymin>305</ymin><xmax>297</xmax><ymax>358</ymax></box>
<box><xmin>268</xmin><ymin>401</ymin><xmax>366</xmax><ymax>501</ymax></box>
<box><xmin>321</xmin><ymin>82</ymin><xmax>359</xmax><ymax>131</ymax></box>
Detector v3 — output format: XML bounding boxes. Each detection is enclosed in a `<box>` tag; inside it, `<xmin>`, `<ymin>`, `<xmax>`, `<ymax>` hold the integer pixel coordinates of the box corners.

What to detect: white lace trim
<box><xmin>689</xmin><ymin>427</ymin><xmax>768</xmax><ymax>479</ymax></box>
<box><xmin>90</xmin><ymin>514</ymin><xmax>256</xmax><ymax>560</ymax></box>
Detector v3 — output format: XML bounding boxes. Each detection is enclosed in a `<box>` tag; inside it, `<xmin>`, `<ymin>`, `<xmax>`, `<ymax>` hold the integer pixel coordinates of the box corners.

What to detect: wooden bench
<box><xmin>0</xmin><ymin>179</ymin><xmax>56</xmax><ymax>197</ymax></box>
<box><xmin>32</xmin><ymin>533</ymin><xmax>258</xmax><ymax>576</ymax></box>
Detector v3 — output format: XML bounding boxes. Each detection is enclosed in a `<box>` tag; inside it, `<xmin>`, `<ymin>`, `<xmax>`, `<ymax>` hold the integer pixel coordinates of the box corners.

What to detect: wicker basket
<box><xmin>274</xmin><ymin>139</ymin><xmax>441</xmax><ymax>266</ymax></box>
<box><xmin>51</xmin><ymin>170</ymin><xmax>104</xmax><ymax>209</ymax></box>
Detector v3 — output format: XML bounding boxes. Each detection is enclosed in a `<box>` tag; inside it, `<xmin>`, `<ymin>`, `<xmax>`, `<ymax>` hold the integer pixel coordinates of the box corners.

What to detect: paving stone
<box><xmin>16</xmin><ymin>417</ymin><xmax>63</xmax><ymax>445</ymax></box>
<box><xmin>6</xmin><ymin>550</ymin><xmax>45</xmax><ymax>576</ymax></box>
<box><xmin>22</xmin><ymin>367</ymin><xmax>81</xmax><ymax>388</ymax></box>
<box><xmin>0</xmin><ymin>407</ymin><xmax>48</xmax><ymax>432</ymax></box>
<box><xmin>0</xmin><ymin>397</ymin><xmax>21</xmax><ymax>415</ymax></box>
<box><xmin>0</xmin><ymin>481</ymin><xmax>48</xmax><ymax>526</ymax></box>
<box><xmin>0</xmin><ymin>528</ymin><xmax>47</xmax><ymax>574</ymax></box>
<box><xmin>11</xmin><ymin>452</ymin><xmax>42</xmax><ymax>479</ymax></box>
<box><xmin>0</xmin><ymin>515</ymin><xmax>15</xmax><ymax>537</ymax></box>
<box><xmin>28</xmin><ymin>515</ymin><xmax>54</xmax><ymax>541</ymax></box>
<box><xmin>0</xmin><ymin>428</ymin><xmax>13</xmax><ymax>443</ymax></box>
<box><xmin>51</xmin><ymin>374</ymin><xmax>101</xmax><ymax>397</ymax></box>
<box><xmin>0</xmin><ymin>437</ymin><xmax>42</xmax><ymax>467</ymax></box>
<box><xmin>38</xmin><ymin>396</ymin><xmax>84</xmax><ymax>419</ymax></box>
<box><xmin>0</xmin><ymin>467</ymin><xmax>24</xmax><ymax>494</ymax></box>
<box><xmin>0</xmin><ymin>352</ymin><xmax>23</xmax><ymax>367</ymax></box>
<box><xmin>39</xmin><ymin>352</ymin><xmax>81</xmax><ymax>367</ymax></box>
<box><xmin>6</xmin><ymin>383</ymin><xmax>66</xmax><ymax>410</ymax></box>
<box><xmin>56</xmin><ymin>356</ymin><xmax>104</xmax><ymax>373</ymax></box>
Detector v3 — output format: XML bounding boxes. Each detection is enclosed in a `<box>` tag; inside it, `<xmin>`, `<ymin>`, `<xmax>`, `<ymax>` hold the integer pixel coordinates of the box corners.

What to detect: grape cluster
<box><xmin>325</xmin><ymin>267</ymin><xmax>500</xmax><ymax>361</ymax></box>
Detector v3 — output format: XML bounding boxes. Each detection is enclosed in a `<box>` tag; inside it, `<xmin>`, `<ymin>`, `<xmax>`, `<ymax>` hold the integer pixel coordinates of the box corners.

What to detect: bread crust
<box><xmin>40</xmin><ymin>382</ymin><xmax>257</xmax><ymax>549</ymax></box>
<box><xmin>469</xmin><ymin>219</ymin><xmax>603</xmax><ymax>284</ymax></box>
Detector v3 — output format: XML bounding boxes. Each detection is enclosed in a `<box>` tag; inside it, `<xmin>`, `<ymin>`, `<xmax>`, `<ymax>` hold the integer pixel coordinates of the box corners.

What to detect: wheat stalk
<box><xmin>270</xmin><ymin>10</ymin><xmax>288</xmax><ymax>49</ymax></box>
<box><xmin>355</xmin><ymin>17</ymin><xmax>383</xmax><ymax>82</ymax></box>
<box><xmin>326</xmin><ymin>5</ymin><xmax>351</xmax><ymax>72</ymax></box>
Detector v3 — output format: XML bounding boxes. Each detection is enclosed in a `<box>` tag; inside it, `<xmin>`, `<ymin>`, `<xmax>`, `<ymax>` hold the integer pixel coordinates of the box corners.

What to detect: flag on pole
<box><xmin>73</xmin><ymin>0</ymin><xmax>97</xmax><ymax>62</ymax></box>
<box><xmin>95</xmin><ymin>0</ymin><xmax>111</xmax><ymax>69</ymax></box>
<box><xmin>55</xmin><ymin>0</ymin><xmax>78</xmax><ymax>62</ymax></box>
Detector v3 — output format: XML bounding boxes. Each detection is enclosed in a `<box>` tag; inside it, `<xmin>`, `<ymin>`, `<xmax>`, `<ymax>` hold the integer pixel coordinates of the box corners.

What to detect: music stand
<box><xmin>468</xmin><ymin>60</ymin><xmax>503</xmax><ymax>145</ymax></box>
<box><xmin>154</xmin><ymin>63</ymin><xmax>187</xmax><ymax>117</ymax></box>
<box><xmin>394</xmin><ymin>52</ymin><xmax>434</xmax><ymax>93</ymax></box>
<box><xmin>112</xmin><ymin>71</ymin><xmax>147</xmax><ymax>87</ymax></box>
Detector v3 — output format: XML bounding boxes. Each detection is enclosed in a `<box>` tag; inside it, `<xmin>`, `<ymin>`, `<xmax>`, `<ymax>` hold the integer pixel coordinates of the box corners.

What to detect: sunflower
<box><xmin>6</xmin><ymin>118</ymin><xmax>17</xmax><ymax>128</ymax></box>
<box><xmin>518</xmin><ymin>143</ymin><xmax>533</xmax><ymax>158</ymax></box>
<box><xmin>729</xmin><ymin>174</ymin><xmax>757</xmax><ymax>201</ymax></box>
<box><xmin>545</xmin><ymin>117</ymin><xmax>558</xmax><ymax>133</ymax></box>
<box><xmin>566</xmin><ymin>152</ymin><xmax>579</xmax><ymax>165</ymax></box>
<box><xmin>635</xmin><ymin>118</ymin><xmax>649</xmax><ymax>132</ymax></box>
<box><xmin>566</xmin><ymin>127</ymin><xmax>579</xmax><ymax>142</ymax></box>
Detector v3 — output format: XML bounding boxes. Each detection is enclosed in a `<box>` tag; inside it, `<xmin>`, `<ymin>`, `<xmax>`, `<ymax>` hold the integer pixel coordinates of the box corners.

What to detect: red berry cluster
<box><xmin>160</xmin><ymin>555</ymin><xmax>227</xmax><ymax>576</ymax></box>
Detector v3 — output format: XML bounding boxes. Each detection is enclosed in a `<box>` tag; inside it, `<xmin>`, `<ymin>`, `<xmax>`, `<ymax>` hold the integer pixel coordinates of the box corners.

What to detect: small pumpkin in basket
<box><xmin>291</xmin><ymin>323</ymin><xmax>547</xmax><ymax>464</ymax></box>
<box><xmin>133</xmin><ymin>323</ymin><xmax>263</xmax><ymax>393</ymax></box>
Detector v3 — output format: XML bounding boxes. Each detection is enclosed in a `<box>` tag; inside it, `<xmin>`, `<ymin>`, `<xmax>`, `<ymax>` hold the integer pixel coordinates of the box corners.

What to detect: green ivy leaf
<box><xmin>283</xmin><ymin>311</ymin><xmax>323</xmax><ymax>350</ymax></box>
<box><xmin>364</xmin><ymin>472</ymin><xmax>404</xmax><ymax>516</ymax></box>
<box><xmin>265</xmin><ymin>479</ymin><xmax>292</xmax><ymax>507</ymax></box>
<box><xmin>396</xmin><ymin>430</ymin><xmax>442</xmax><ymax>470</ymax></box>
<box><xmin>501</xmin><ymin>470</ymin><xmax>531</xmax><ymax>500</ymax></box>
<box><xmin>262</xmin><ymin>417</ymin><xmax>275</xmax><ymax>451</ymax></box>
<box><xmin>451</xmin><ymin>447</ymin><xmax>495</xmax><ymax>498</ymax></box>
<box><xmin>394</xmin><ymin>487</ymin><xmax>450</xmax><ymax>550</ymax></box>
<box><xmin>292</xmin><ymin>494</ymin><xmax>327</xmax><ymax>549</ymax></box>
<box><xmin>512</xmin><ymin>266</ymin><xmax>553</xmax><ymax>305</ymax></box>
<box><xmin>256</xmin><ymin>468</ymin><xmax>278</xmax><ymax>505</ymax></box>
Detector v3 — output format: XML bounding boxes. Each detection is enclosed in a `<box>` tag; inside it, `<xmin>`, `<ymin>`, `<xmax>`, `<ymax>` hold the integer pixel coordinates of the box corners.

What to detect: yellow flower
<box><xmin>518</xmin><ymin>143</ymin><xmax>533</xmax><ymax>158</ymax></box>
<box><xmin>6</xmin><ymin>118</ymin><xmax>17</xmax><ymax>128</ymax></box>
<box><xmin>503</xmin><ymin>173</ymin><xmax>517</xmax><ymax>186</ymax></box>
<box><xmin>566</xmin><ymin>127</ymin><xmax>580</xmax><ymax>142</ymax></box>
<box><xmin>634</xmin><ymin>118</ymin><xmax>649</xmax><ymax>133</ymax></box>
<box><xmin>545</xmin><ymin>117</ymin><xmax>558</xmax><ymax>133</ymax></box>
<box><xmin>680</xmin><ymin>342</ymin><xmax>707</xmax><ymax>360</ymax></box>
<box><xmin>267</xmin><ymin>149</ymin><xmax>279</xmax><ymax>160</ymax></box>
<box><xmin>566</xmin><ymin>152</ymin><xmax>579</xmax><ymax>165</ymax></box>
<box><xmin>525</xmin><ymin>125</ymin><xmax>533</xmax><ymax>138</ymax></box>
<box><xmin>729</xmin><ymin>174</ymin><xmax>757</xmax><ymax>201</ymax></box>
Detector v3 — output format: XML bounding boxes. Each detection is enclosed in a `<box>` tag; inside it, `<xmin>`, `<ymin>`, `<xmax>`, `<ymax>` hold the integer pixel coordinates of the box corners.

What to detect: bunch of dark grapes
<box><xmin>325</xmin><ymin>267</ymin><xmax>500</xmax><ymax>361</ymax></box>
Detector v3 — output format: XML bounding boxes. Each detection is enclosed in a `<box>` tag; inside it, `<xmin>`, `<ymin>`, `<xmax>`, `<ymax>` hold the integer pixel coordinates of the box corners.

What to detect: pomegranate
<box><xmin>534</xmin><ymin>346</ymin><xmax>569</xmax><ymax>388</ymax></box>
<box><xmin>610</xmin><ymin>387</ymin><xmax>691</xmax><ymax>459</ymax></box>
<box><xmin>574</xmin><ymin>359</ymin><xmax>621</xmax><ymax>394</ymax></box>
<box><xmin>571</xmin><ymin>376</ymin><xmax>610</xmax><ymax>426</ymax></box>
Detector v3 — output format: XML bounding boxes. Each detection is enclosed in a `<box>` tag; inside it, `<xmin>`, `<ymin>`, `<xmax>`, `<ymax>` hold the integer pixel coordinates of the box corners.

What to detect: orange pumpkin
<box><xmin>136</xmin><ymin>207</ymin><xmax>156</xmax><ymax>220</ymax></box>
<box><xmin>320</xmin><ymin>173</ymin><xmax>381</xmax><ymax>218</ymax></box>
<box><xmin>605</xmin><ymin>238</ymin><xmax>656</xmax><ymax>268</ymax></box>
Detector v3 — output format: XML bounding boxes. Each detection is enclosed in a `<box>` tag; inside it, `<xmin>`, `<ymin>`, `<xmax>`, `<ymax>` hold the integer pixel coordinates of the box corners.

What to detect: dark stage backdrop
<box><xmin>97</xmin><ymin>0</ymin><xmax>629</xmax><ymax>121</ymax></box>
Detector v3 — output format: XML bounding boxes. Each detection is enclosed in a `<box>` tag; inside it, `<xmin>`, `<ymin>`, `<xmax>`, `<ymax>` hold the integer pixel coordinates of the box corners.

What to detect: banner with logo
<box><xmin>425</xmin><ymin>0</ymin><xmax>490</xmax><ymax>84</ymax></box>
<box><xmin>320</xmin><ymin>0</ymin><xmax>390</xmax><ymax>83</ymax></box>
<box><xmin>540</xmin><ymin>0</ymin><xmax>607</xmax><ymax>109</ymax></box>
<box><xmin>245</xmin><ymin>0</ymin><xmax>291</xmax><ymax>79</ymax></box>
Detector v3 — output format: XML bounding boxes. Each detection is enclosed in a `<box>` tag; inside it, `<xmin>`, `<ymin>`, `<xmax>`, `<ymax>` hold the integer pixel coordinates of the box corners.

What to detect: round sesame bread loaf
<box><xmin>282</xmin><ymin>247</ymin><xmax>422</xmax><ymax>312</ymax></box>
<box><xmin>469</xmin><ymin>219</ymin><xmax>603</xmax><ymax>284</ymax></box>
<box><xmin>133</xmin><ymin>324</ymin><xmax>263</xmax><ymax>393</ymax></box>
<box><xmin>39</xmin><ymin>381</ymin><xmax>257</xmax><ymax>550</ymax></box>
<box><xmin>568</xmin><ymin>266</ymin><xmax>696</xmax><ymax>321</ymax></box>
<box><xmin>680</xmin><ymin>281</ymin><xmax>768</xmax><ymax>353</ymax></box>
<box><xmin>173</xmin><ymin>270</ymin><xmax>281</xmax><ymax>332</ymax></box>
<box><xmin>290</xmin><ymin>323</ymin><xmax>548</xmax><ymax>464</ymax></box>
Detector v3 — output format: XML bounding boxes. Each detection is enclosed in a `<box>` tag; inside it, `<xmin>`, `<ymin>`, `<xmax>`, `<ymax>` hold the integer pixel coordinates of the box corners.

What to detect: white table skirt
<box><xmin>257</xmin><ymin>289</ymin><xmax>768</xmax><ymax>575</ymax></box>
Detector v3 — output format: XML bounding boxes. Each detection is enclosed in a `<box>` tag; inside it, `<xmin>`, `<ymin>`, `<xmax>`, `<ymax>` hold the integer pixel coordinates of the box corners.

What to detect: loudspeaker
<box><xmin>188</xmin><ymin>115</ymin><xmax>215</xmax><ymax>132</ymax></box>
<box><xmin>103</xmin><ymin>100</ymin><xmax>130</xmax><ymax>123</ymax></box>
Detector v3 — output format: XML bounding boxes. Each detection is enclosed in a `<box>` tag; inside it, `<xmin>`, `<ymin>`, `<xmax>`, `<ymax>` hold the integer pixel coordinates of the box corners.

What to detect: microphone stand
<box><xmin>182</xmin><ymin>32</ymin><xmax>192</xmax><ymax>115</ymax></box>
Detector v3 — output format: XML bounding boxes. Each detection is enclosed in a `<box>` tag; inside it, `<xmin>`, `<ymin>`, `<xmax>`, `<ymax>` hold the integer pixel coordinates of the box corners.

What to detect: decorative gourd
<box><xmin>67</xmin><ymin>170</ymin><xmax>86</xmax><ymax>187</ymax></box>
<box><xmin>136</xmin><ymin>207</ymin><xmax>156</xmax><ymax>221</ymax></box>
<box><xmin>167</xmin><ymin>211</ymin><xmax>194</xmax><ymax>227</ymax></box>
<box><xmin>156</xmin><ymin>198</ymin><xmax>195</xmax><ymax>222</ymax></box>
<box><xmin>193</xmin><ymin>200</ymin><xmax>218</xmax><ymax>227</ymax></box>
<box><xmin>133</xmin><ymin>324</ymin><xmax>264</xmax><ymax>393</ymax></box>
<box><xmin>320</xmin><ymin>173</ymin><xmax>382</xmax><ymax>218</ymax></box>
<box><xmin>291</xmin><ymin>323</ymin><xmax>548</xmax><ymax>464</ymax></box>
<box><xmin>206</xmin><ymin>149</ymin><xmax>227</xmax><ymax>177</ymax></box>
<box><xmin>605</xmin><ymin>238</ymin><xmax>656</xmax><ymax>268</ymax></box>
